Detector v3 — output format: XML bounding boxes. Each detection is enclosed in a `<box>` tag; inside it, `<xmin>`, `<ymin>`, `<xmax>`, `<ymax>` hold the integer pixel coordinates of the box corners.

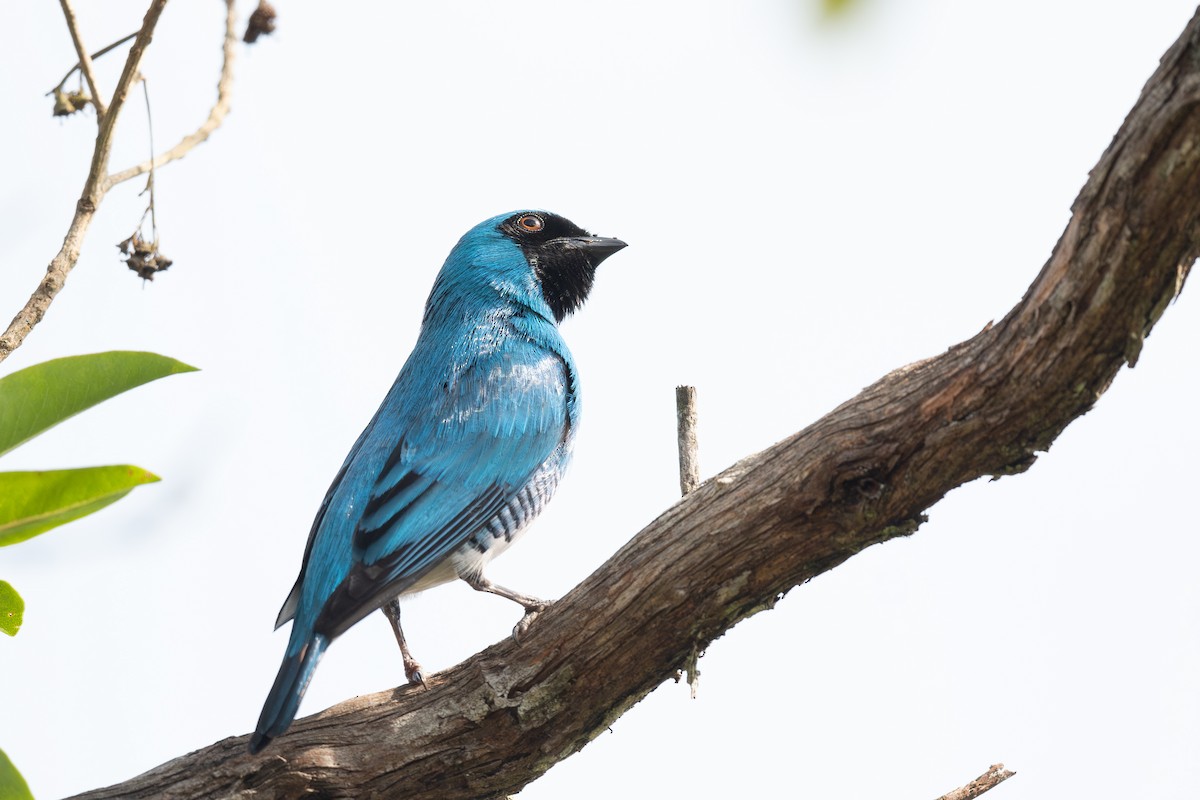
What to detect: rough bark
<box><xmin>934</xmin><ymin>764</ymin><xmax>1016</xmax><ymax>800</ymax></box>
<box><xmin>73</xmin><ymin>7</ymin><xmax>1200</xmax><ymax>800</ymax></box>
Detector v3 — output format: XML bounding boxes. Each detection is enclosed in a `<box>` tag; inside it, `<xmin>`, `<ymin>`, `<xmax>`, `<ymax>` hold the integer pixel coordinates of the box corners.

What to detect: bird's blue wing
<box><xmin>304</xmin><ymin>336</ymin><xmax>572</xmax><ymax>638</ymax></box>
<box><xmin>357</xmin><ymin>341</ymin><xmax>570</xmax><ymax>576</ymax></box>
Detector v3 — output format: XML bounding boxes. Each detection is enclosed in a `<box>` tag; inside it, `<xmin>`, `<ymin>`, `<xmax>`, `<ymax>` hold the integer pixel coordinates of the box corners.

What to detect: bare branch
<box><xmin>68</xmin><ymin>7</ymin><xmax>1200</xmax><ymax>799</ymax></box>
<box><xmin>57</xmin><ymin>0</ymin><xmax>107</xmax><ymax>119</ymax></box>
<box><xmin>48</xmin><ymin>32</ymin><xmax>138</xmax><ymax>96</ymax></box>
<box><xmin>675</xmin><ymin>385</ymin><xmax>700</xmax><ymax>495</ymax></box>
<box><xmin>104</xmin><ymin>0</ymin><xmax>237</xmax><ymax>191</ymax></box>
<box><xmin>676</xmin><ymin>385</ymin><xmax>703</xmax><ymax>697</ymax></box>
<box><xmin>933</xmin><ymin>764</ymin><xmax>1016</xmax><ymax>800</ymax></box>
<box><xmin>0</xmin><ymin>0</ymin><xmax>240</xmax><ymax>364</ymax></box>
<box><xmin>0</xmin><ymin>0</ymin><xmax>168</xmax><ymax>363</ymax></box>
<box><xmin>0</xmin><ymin>0</ymin><xmax>168</xmax><ymax>364</ymax></box>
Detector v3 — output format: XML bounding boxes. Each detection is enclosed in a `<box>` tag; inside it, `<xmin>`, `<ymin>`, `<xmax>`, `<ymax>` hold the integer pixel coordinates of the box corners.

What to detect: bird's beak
<box><xmin>564</xmin><ymin>236</ymin><xmax>628</xmax><ymax>266</ymax></box>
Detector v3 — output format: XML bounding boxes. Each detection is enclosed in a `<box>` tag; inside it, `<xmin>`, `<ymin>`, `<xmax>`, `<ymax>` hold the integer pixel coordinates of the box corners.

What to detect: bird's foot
<box><xmin>512</xmin><ymin>599</ymin><xmax>552</xmax><ymax>643</ymax></box>
<box><xmin>404</xmin><ymin>654</ymin><xmax>429</xmax><ymax>690</ymax></box>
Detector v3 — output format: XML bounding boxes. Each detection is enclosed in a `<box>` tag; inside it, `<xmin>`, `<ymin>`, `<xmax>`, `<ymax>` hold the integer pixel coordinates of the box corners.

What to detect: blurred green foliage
<box><xmin>0</xmin><ymin>351</ymin><xmax>197</xmax><ymax>636</ymax></box>
<box><xmin>0</xmin><ymin>748</ymin><xmax>34</xmax><ymax>800</ymax></box>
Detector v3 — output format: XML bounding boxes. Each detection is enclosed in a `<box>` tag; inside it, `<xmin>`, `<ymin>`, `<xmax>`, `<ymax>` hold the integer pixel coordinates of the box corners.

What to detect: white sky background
<box><xmin>2</xmin><ymin>1</ymin><xmax>1199</xmax><ymax>797</ymax></box>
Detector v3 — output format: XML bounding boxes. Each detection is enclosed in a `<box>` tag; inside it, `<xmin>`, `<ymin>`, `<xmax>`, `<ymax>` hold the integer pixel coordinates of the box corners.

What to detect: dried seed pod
<box><xmin>244</xmin><ymin>1</ymin><xmax>277</xmax><ymax>44</ymax></box>
<box><xmin>117</xmin><ymin>232</ymin><xmax>173</xmax><ymax>280</ymax></box>
<box><xmin>52</xmin><ymin>88</ymin><xmax>92</xmax><ymax>117</ymax></box>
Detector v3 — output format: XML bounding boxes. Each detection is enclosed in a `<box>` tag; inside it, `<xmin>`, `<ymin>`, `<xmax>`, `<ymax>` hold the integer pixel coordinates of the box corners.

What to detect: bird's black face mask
<box><xmin>499</xmin><ymin>212</ymin><xmax>627</xmax><ymax>322</ymax></box>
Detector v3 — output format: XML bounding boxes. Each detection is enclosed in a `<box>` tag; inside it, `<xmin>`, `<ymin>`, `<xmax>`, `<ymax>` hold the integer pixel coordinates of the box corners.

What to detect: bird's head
<box><xmin>496</xmin><ymin>211</ymin><xmax>627</xmax><ymax>322</ymax></box>
<box><xmin>437</xmin><ymin>211</ymin><xmax>627</xmax><ymax>324</ymax></box>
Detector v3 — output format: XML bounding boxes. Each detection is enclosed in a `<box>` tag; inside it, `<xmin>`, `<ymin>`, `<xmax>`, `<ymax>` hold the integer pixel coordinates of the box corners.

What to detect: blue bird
<box><xmin>249</xmin><ymin>211</ymin><xmax>625</xmax><ymax>753</ymax></box>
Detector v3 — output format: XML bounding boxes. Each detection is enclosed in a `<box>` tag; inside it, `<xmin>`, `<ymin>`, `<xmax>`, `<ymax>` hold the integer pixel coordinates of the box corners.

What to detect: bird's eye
<box><xmin>517</xmin><ymin>214</ymin><xmax>544</xmax><ymax>233</ymax></box>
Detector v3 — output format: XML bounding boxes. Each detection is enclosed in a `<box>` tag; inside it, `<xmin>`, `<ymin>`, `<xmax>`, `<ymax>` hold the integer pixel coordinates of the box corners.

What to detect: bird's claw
<box><xmin>404</xmin><ymin>657</ymin><xmax>429</xmax><ymax>690</ymax></box>
<box><xmin>512</xmin><ymin>601</ymin><xmax>552</xmax><ymax>643</ymax></box>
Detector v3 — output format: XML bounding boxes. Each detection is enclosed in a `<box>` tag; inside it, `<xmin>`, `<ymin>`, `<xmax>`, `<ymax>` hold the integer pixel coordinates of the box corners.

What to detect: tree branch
<box><xmin>0</xmin><ymin>0</ymin><xmax>237</xmax><ymax>364</ymax></box>
<box><xmin>0</xmin><ymin>0</ymin><xmax>167</xmax><ymax>364</ymax></box>
<box><xmin>933</xmin><ymin>764</ymin><xmax>1015</xmax><ymax>800</ymax></box>
<box><xmin>48</xmin><ymin>32</ymin><xmax>138</xmax><ymax>98</ymax></box>
<box><xmin>57</xmin><ymin>0</ymin><xmax>107</xmax><ymax>119</ymax></box>
<box><xmin>72</xmin><ymin>6</ymin><xmax>1200</xmax><ymax>800</ymax></box>
<box><xmin>103</xmin><ymin>0</ymin><xmax>237</xmax><ymax>191</ymax></box>
<box><xmin>675</xmin><ymin>385</ymin><xmax>700</xmax><ymax>494</ymax></box>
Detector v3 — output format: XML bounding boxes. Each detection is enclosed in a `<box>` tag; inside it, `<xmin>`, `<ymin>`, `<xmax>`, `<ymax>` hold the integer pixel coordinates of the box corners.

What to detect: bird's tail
<box><xmin>249</xmin><ymin>632</ymin><xmax>329</xmax><ymax>754</ymax></box>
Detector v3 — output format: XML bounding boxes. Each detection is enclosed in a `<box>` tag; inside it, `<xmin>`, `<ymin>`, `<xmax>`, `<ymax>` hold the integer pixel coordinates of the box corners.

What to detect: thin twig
<box><xmin>0</xmin><ymin>0</ymin><xmax>169</xmax><ymax>364</ymax></box>
<box><xmin>0</xmin><ymin>0</ymin><xmax>238</xmax><ymax>363</ymax></box>
<box><xmin>676</xmin><ymin>385</ymin><xmax>700</xmax><ymax>495</ymax></box>
<box><xmin>933</xmin><ymin>764</ymin><xmax>1015</xmax><ymax>800</ymax></box>
<box><xmin>104</xmin><ymin>0</ymin><xmax>237</xmax><ymax>190</ymax></box>
<box><xmin>48</xmin><ymin>32</ymin><xmax>138</xmax><ymax>96</ymax></box>
<box><xmin>674</xmin><ymin>386</ymin><xmax>702</xmax><ymax>700</ymax></box>
<box><xmin>140</xmin><ymin>78</ymin><xmax>159</xmax><ymax>240</ymax></box>
<box><xmin>57</xmin><ymin>0</ymin><xmax>108</xmax><ymax>119</ymax></box>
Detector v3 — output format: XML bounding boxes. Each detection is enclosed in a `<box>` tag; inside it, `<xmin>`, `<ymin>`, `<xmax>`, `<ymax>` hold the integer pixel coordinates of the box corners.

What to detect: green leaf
<box><xmin>0</xmin><ymin>581</ymin><xmax>23</xmax><ymax>636</ymax></box>
<box><xmin>0</xmin><ymin>351</ymin><xmax>197</xmax><ymax>458</ymax></box>
<box><xmin>821</xmin><ymin>0</ymin><xmax>862</xmax><ymax>17</ymax></box>
<box><xmin>0</xmin><ymin>748</ymin><xmax>34</xmax><ymax>800</ymax></box>
<box><xmin>0</xmin><ymin>466</ymin><xmax>160</xmax><ymax>547</ymax></box>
